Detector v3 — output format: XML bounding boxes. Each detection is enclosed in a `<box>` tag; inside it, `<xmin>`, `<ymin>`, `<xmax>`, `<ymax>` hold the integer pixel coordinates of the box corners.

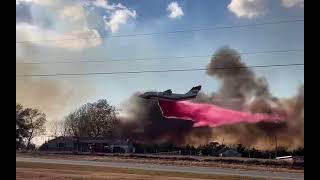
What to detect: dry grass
<box><xmin>16</xmin><ymin>161</ymin><xmax>268</xmax><ymax>180</ymax></box>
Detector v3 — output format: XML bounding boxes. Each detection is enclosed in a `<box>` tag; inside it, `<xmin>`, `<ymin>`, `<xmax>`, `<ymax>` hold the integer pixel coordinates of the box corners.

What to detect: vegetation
<box><xmin>17</xmin><ymin>98</ymin><xmax>304</xmax><ymax>161</ymax></box>
<box><xmin>16</xmin><ymin>103</ymin><xmax>46</xmax><ymax>150</ymax></box>
<box><xmin>63</xmin><ymin>99</ymin><xmax>120</xmax><ymax>138</ymax></box>
<box><xmin>133</xmin><ymin>142</ymin><xmax>304</xmax><ymax>159</ymax></box>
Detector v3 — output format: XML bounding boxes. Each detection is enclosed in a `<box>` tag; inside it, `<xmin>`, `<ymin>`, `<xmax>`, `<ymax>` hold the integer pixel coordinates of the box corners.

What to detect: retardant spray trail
<box><xmin>158</xmin><ymin>100</ymin><xmax>286</xmax><ymax>128</ymax></box>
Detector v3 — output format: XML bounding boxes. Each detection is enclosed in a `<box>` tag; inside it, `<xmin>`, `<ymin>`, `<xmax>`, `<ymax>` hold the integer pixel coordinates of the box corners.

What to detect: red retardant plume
<box><xmin>158</xmin><ymin>100</ymin><xmax>286</xmax><ymax>128</ymax></box>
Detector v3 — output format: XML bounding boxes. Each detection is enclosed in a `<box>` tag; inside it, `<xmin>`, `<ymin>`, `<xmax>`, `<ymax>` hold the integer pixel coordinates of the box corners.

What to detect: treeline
<box><xmin>16</xmin><ymin>99</ymin><xmax>304</xmax><ymax>159</ymax></box>
<box><xmin>16</xmin><ymin>99</ymin><xmax>120</xmax><ymax>150</ymax></box>
<box><xmin>133</xmin><ymin>142</ymin><xmax>304</xmax><ymax>159</ymax></box>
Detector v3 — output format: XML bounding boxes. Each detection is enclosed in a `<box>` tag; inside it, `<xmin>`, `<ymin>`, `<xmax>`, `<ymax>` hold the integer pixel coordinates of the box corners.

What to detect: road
<box><xmin>16</xmin><ymin>157</ymin><xmax>304</xmax><ymax>180</ymax></box>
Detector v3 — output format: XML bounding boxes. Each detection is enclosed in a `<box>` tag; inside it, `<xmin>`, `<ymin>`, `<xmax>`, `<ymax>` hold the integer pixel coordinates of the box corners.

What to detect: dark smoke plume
<box><xmin>203</xmin><ymin>47</ymin><xmax>303</xmax><ymax>150</ymax></box>
<box><xmin>120</xmin><ymin>47</ymin><xmax>304</xmax><ymax>150</ymax></box>
<box><xmin>120</xmin><ymin>93</ymin><xmax>213</xmax><ymax>145</ymax></box>
<box><xmin>206</xmin><ymin>46</ymin><xmax>271</xmax><ymax>104</ymax></box>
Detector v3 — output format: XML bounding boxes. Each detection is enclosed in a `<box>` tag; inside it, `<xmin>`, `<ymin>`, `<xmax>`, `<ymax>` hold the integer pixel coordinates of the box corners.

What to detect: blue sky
<box><xmin>16</xmin><ymin>0</ymin><xmax>304</xmax><ymax>114</ymax></box>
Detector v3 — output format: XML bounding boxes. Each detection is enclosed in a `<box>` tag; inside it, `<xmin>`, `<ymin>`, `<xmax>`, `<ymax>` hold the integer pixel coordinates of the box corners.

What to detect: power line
<box><xmin>16</xmin><ymin>19</ymin><xmax>304</xmax><ymax>44</ymax></box>
<box><xmin>16</xmin><ymin>63</ymin><xmax>304</xmax><ymax>77</ymax></box>
<box><xmin>16</xmin><ymin>49</ymin><xmax>304</xmax><ymax>64</ymax></box>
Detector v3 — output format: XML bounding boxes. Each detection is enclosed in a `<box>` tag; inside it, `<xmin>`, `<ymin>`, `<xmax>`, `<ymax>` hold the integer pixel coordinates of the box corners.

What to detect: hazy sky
<box><xmin>16</xmin><ymin>0</ymin><xmax>304</xmax><ymax>134</ymax></box>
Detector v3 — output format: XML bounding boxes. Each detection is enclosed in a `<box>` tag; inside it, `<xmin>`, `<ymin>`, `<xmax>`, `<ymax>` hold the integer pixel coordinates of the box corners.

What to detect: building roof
<box><xmin>47</xmin><ymin>136</ymin><xmax>132</xmax><ymax>146</ymax></box>
<box><xmin>218</xmin><ymin>148</ymin><xmax>241</xmax><ymax>155</ymax></box>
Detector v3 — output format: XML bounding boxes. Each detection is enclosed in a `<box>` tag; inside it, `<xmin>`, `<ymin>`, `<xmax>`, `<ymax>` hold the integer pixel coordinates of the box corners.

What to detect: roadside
<box><xmin>17</xmin><ymin>161</ymin><xmax>266</xmax><ymax>180</ymax></box>
<box><xmin>16</xmin><ymin>156</ymin><xmax>304</xmax><ymax>180</ymax></box>
<box><xmin>16</xmin><ymin>151</ymin><xmax>304</xmax><ymax>173</ymax></box>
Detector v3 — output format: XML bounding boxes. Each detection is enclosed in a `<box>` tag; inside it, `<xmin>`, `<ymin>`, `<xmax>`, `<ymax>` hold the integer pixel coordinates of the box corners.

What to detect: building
<box><xmin>219</xmin><ymin>149</ymin><xmax>241</xmax><ymax>157</ymax></box>
<box><xmin>41</xmin><ymin>136</ymin><xmax>135</xmax><ymax>153</ymax></box>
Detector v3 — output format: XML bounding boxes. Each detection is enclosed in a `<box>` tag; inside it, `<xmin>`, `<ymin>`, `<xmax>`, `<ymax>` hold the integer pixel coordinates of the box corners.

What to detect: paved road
<box><xmin>16</xmin><ymin>157</ymin><xmax>304</xmax><ymax>180</ymax></box>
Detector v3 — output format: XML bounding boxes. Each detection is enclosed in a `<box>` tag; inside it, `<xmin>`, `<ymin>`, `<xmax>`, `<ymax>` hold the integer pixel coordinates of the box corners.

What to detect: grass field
<box><xmin>16</xmin><ymin>161</ymin><xmax>270</xmax><ymax>180</ymax></box>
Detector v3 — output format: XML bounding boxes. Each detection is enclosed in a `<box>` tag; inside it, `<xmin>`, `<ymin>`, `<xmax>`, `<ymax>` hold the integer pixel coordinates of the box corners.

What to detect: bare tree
<box><xmin>25</xmin><ymin>108</ymin><xmax>46</xmax><ymax>149</ymax></box>
<box><xmin>64</xmin><ymin>99</ymin><xmax>119</xmax><ymax>138</ymax></box>
<box><xmin>16</xmin><ymin>103</ymin><xmax>29</xmax><ymax>149</ymax></box>
<box><xmin>16</xmin><ymin>103</ymin><xmax>47</xmax><ymax>149</ymax></box>
<box><xmin>64</xmin><ymin>111</ymin><xmax>81</xmax><ymax>137</ymax></box>
<box><xmin>48</xmin><ymin>120</ymin><xmax>67</xmax><ymax>138</ymax></box>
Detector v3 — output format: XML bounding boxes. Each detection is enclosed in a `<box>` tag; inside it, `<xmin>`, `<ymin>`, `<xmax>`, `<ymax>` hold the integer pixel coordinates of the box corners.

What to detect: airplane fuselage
<box><xmin>141</xmin><ymin>92</ymin><xmax>197</xmax><ymax>101</ymax></box>
<box><xmin>139</xmin><ymin>85</ymin><xmax>201</xmax><ymax>101</ymax></box>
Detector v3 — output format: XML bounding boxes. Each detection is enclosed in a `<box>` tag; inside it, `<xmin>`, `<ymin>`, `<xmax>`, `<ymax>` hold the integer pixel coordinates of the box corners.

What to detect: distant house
<box><xmin>219</xmin><ymin>148</ymin><xmax>241</xmax><ymax>157</ymax></box>
<box><xmin>41</xmin><ymin>136</ymin><xmax>135</xmax><ymax>153</ymax></box>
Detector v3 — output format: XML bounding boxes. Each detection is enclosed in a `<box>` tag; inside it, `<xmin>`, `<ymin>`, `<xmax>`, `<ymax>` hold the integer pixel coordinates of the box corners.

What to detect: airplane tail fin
<box><xmin>189</xmin><ymin>85</ymin><xmax>201</xmax><ymax>93</ymax></box>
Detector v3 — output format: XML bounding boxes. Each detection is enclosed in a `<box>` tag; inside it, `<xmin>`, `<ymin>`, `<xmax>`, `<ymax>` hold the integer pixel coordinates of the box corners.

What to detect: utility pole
<box><xmin>275</xmin><ymin>136</ymin><xmax>278</xmax><ymax>158</ymax></box>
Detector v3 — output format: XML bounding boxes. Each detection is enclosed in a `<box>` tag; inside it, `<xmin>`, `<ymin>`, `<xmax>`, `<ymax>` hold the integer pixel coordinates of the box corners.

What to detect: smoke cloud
<box><xmin>203</xmin><ymin>47</ymin><xmax>303</xmax><ymax>150</ymax></box>
<box><xmin>120</xmin><ymin>47</ymin><xmax>304</xmax><ymax>150</ymax></box>
<box><xmin>16</xmin><ymin>65</ymin><xmax>94</xmax><ymax>143</ymax></box>
<box><xmin>119</xmin><ymin>94</ymin><xmax>213</xmax><ymax>145</ymax></box>
<box><xmin>206</xmin><ymin>46</ymin><xmax>271</xmax><ymax>104</ymax></box>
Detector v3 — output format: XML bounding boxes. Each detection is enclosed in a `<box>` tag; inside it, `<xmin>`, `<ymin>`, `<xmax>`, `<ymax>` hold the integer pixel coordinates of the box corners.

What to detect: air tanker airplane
<box><xmin>139</xmin><ymin>85</ymin><xmax>201</xmax><ymax>101</ymax></box>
